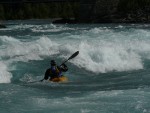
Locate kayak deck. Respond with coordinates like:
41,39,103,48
50,76,68,82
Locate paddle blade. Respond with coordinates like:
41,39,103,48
68,51,79,60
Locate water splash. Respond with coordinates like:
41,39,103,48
0,61,12,83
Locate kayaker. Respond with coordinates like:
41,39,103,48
41,60,68,81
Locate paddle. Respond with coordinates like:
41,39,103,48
60,51,79,66
28,51,79,83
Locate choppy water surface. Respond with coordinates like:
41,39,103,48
0,20,150,113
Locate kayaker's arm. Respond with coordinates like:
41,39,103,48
40,69,51,82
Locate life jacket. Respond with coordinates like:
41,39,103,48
50,66,62,78
44,64,68,80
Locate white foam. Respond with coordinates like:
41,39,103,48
1,25,150,83
0,61,12,83
63,28,150,73
0,36,59,61
38,27,150,74
67,40,142,73
0,36,60,83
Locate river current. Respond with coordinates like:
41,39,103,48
0,20,150,113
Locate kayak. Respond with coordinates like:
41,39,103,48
50,76,68,82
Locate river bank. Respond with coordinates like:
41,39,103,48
78,0,150,23
0,0,150,24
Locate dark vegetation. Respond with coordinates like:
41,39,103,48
0,0,150,23
0,2,79,20
117,0,150,22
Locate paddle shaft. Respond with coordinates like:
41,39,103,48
28,78,44,83
60,51,79,66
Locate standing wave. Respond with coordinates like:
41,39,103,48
63,28,150,73
0,36,59,83
1,25,150,83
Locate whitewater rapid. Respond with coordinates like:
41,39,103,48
1,23,150,83
1,21,150,113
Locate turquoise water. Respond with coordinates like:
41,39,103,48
0,20,150,113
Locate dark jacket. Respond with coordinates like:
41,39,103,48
44,64,68,80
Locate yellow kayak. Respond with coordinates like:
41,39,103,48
50,76,68,82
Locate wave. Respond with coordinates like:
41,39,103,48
1,25,150,83
0,36,59,61
0,36,59,83
72,40,143,73
69,27,150,73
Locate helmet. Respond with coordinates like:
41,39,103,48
51,60,56,66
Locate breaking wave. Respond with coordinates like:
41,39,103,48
1,24,150,83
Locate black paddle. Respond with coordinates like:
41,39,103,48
28,51,79,83
60,51,79,66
